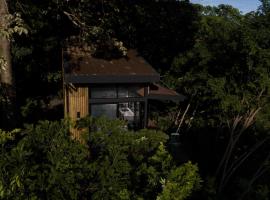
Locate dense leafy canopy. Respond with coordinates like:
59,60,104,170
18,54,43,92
0,118,201,199
164,3,270,199
169,4,270,124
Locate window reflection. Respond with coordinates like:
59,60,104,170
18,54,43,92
89,84,145,129
118,87,128,98
118,86,141,98
91,86,117,98
90,102,143,129
91,104,117,119
129,86,141,97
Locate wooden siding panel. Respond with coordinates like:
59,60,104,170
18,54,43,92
64,85,68,117
66,85,89,139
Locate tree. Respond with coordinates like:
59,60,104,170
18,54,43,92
168,4,269,126
0,120,90,199
0,0,27,84
0,117,202,199
164,3,270,199
259,0,270,14
79,117,202,199
157,161,201,200
0,0,27,128
0,0,12,85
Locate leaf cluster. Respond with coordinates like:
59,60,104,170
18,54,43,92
0,118,202,200
168,4,270,127
0,120,89,199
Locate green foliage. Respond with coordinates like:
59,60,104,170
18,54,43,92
0,57,7,71
45,71,62,83
254,185,270,200
0,13,28,40
259,0,270,14
235,178,270,200
0,120,89,199
0,13,28,71
54,0,200,65
157,161,202,200
0,118,202,200
20,98,39,117
163,3,270,199
83,117,170,199
0,128,20,145
168,4,270,128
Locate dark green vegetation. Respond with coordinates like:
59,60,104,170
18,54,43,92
1,0,270,199
0,118,201,199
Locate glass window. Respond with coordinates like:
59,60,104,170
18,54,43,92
91,86,117,98
90,102,143,129
118,87,129,98
90,85,143,99
118,86,141,98
128,86,141,97
91,104,117,119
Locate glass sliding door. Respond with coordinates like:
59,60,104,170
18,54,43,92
90,102,144,129
118,102,141,129
91,104,117,119
89,84,146,129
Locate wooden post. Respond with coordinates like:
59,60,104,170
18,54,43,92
144,85,149,128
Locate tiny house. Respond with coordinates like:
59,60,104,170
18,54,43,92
63,46,184,138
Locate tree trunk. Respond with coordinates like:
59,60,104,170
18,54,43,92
0,0,16,129
0,0,13,85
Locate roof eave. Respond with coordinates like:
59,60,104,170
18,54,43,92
64,74,160,84
147,94,186,102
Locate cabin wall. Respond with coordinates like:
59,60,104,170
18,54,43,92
65,84,89,139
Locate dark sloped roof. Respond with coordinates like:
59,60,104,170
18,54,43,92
63,48,160,83
137,84,186,102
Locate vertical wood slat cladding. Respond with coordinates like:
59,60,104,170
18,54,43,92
64,85,68,117
66,85,89,139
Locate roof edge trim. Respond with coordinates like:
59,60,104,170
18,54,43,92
64,74,160,83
